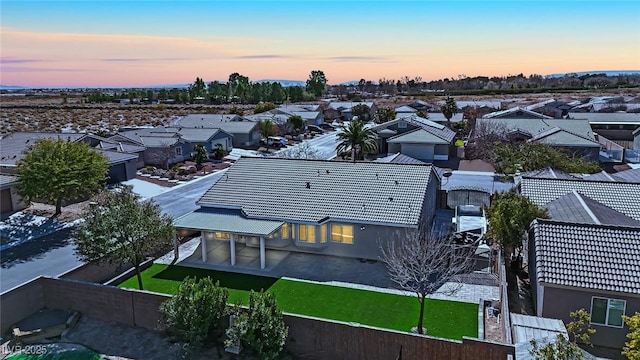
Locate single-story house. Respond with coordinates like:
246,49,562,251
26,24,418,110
0,174,27,214
116,128,192,168
0,132,139,183
474,118,601,161
371,115,456,162
325,102,376,121
174,157,440,269
173,114,260,148
170,127,233,154
528,219,640,349
519,176,640,222
569,112,640,146
482,107,552,119
394,105,418,115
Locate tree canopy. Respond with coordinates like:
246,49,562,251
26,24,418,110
73,186,174,290
492,143,601,175
374,106,397,124
258,119,277,140
335,120,378,161
193,144,208,168
486,189,548,260
16,138,109,216
623,312,640,360
306,70,327,98
351,104,371,121
530,309,595,360
441,96,458,125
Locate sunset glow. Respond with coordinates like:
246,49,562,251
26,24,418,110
1,1,639,87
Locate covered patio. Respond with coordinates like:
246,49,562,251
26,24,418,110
174,209,284,270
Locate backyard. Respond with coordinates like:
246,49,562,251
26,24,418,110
119,264,478,340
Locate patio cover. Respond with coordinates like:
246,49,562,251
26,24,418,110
174,209,284,236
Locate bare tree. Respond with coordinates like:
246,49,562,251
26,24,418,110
465,119,508,161
379,227,475,335
275,142,321,160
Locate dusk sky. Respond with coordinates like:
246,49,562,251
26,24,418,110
1,1,639,87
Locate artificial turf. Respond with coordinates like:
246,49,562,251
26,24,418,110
119,263,478,340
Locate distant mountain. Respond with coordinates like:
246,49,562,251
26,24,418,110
546,70,640,78
0,84,28,90
255,79,305,87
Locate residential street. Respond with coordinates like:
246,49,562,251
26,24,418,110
0,131,341,293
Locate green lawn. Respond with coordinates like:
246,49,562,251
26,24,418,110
119,264,478,340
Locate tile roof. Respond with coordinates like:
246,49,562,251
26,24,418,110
0,174,18,187
174,208,284,236
569,112,640,125
545,191,640,226
374,153,428,165
175,128,228,143
520,177,640,221
531,219,640,294
387,128,451,145
583,168,640,183
476,118,596,143
521,168,578,180
527,127,600,147
372,115,456,143
395,105,418,113
174,114,256,134
327,102,375,111
482,107,552,119
198,157,435,225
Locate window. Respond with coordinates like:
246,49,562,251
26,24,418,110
175,146,182,156
298,224,316,243
281,223,290,239
591,297,626,327
331,224,354,244
214,232,230,239
320,224,327,243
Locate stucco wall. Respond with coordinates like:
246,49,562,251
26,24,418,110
541,285,640,349
401,143,435,162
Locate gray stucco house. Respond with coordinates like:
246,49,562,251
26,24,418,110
528,219,640,349
475,118,601,161
0,132,139,183
174,157,440,269
371,115,456,162
173,114,260,148
115,128,193,169
521,176,640,349
0,174,27,214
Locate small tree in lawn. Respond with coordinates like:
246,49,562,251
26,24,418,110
16,138,108,217
486,189,548,264
225,291,288,360
441,96,458,127
212,143,228,160
379,226,475,335
160,276,228,348
193,144,208,170
623,312,640,360
286,115,305,133
73,185,174,290
258,119,276,143
530,308,596,360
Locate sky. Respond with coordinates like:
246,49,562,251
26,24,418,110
1,0,639,87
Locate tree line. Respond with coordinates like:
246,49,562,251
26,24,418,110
86,70,328,105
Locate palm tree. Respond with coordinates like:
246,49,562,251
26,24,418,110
335,121,378,162
440,96,458,127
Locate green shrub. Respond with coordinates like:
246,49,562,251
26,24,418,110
160,277,228,348
225,291,288,359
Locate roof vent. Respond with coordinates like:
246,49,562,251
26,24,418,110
443,168,453,178
326,169,330,174
375,173,379,180
317,169,320,176
306,182,311,189
394,180,399,185
389,197,393,202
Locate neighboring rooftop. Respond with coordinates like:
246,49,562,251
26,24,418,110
545,190,640,226
569,112,640,125
531,219,640,294
475,118,596,144
0,174,18,188
372,115,456,143
482,107,552,119
198,157,436,225
582,168,640,183
510,313,567,344
374,153,428,165
520,177,640,221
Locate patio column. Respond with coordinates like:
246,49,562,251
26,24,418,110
260,236,266,270
230,234,236,266
201,233,207,262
